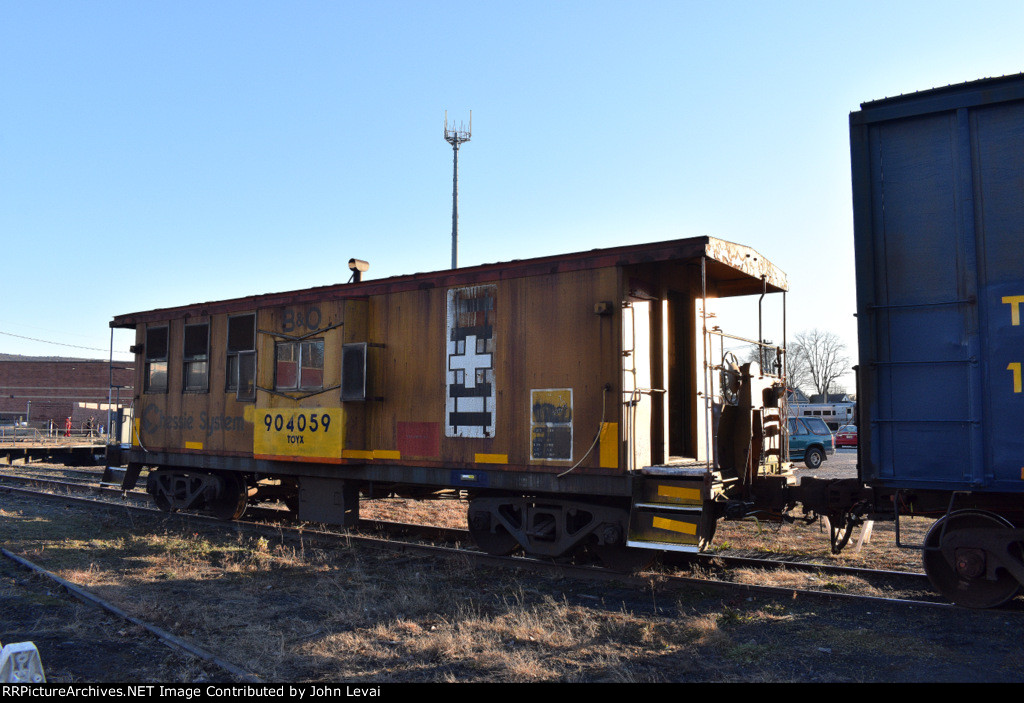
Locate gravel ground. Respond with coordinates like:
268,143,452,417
793,446,859,481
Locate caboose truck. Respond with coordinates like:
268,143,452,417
108,237,794,570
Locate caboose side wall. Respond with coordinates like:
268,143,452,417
134,313,257,456
129,266,632,477
119,237,784,505
362,267,624,471
126,262,719,482
253,298,361,462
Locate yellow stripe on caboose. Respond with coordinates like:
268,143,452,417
652,516,697,535
341,449,373,460
657,485,702,502
599,422,618,468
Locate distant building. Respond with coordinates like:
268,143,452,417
786,388,810,405
0,355,133,429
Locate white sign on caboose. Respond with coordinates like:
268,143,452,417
446,285,496,438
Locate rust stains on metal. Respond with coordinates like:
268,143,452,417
703,238,788,293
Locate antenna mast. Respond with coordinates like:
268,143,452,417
444,110,471,269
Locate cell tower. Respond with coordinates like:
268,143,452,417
444,110,471,269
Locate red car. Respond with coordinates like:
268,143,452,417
835,425,858,447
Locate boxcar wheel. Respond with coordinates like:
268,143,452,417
923,510,1021,609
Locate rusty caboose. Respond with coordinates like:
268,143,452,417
110,236,789,567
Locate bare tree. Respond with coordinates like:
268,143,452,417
741,343,784,377
789,329,849,398
782,340,813,395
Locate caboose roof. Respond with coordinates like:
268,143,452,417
111,236,786,328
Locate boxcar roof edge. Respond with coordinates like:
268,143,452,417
850,72,1024,126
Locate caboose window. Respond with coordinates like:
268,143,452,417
183,323,209,392
144,326,168,393
275,338,324,391
226,314,256,401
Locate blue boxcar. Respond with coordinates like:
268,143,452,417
850,74,1024,494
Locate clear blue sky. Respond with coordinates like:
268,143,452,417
2,1,1022,390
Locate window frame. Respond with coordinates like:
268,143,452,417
143,325,169,394
803,417,832,435
274,338,325,392
182,322,210,393
225,313,257,402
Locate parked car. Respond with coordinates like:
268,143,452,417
788,416,835,469
835,424,858,447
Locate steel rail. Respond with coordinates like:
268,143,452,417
1,548,262,683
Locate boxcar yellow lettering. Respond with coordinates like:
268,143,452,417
1003,295,1024,325
1009,362,1022,393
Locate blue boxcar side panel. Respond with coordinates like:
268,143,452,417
851,76,1024,492
974,101,1024,489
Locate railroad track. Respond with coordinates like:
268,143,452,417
1,469,926,582
1,548,262,683
1,476,992,614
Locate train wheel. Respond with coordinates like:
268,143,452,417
923,510,1021,609
148,471,176,512
152,491,175,513
467,509,520,556
208,474,248,521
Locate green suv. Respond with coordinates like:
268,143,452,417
787,416,835,469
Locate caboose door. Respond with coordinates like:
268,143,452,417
622,298,671,470
622,300,652,471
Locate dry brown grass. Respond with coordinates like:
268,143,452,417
3,487,1022,683
360,494,468,529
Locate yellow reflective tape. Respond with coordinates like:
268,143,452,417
475,453,508,464
372,449,401,460
185,441,204,450
657,485,702,502
599,422,618,468
341,449,373,460
652,516,697,535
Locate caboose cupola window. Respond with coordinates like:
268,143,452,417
183,323,210,392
